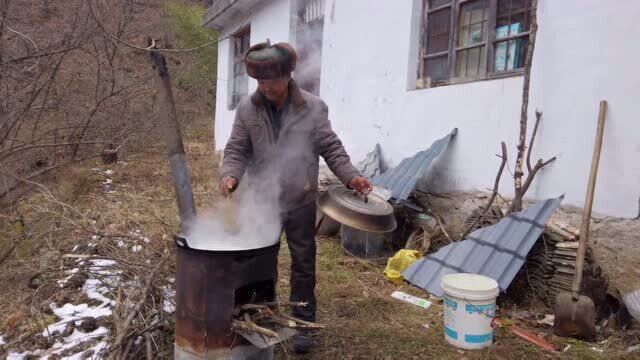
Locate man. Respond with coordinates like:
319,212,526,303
218,41,371,353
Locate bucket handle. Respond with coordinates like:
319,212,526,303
463,298,496,320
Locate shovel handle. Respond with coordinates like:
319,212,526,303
573,100,607,295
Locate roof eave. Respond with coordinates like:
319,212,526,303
201,0,265,30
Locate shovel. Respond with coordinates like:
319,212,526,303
554,100,607,340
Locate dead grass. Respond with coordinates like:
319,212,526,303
0,133,632,359
274,238,626,360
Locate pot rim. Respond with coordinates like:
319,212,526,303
174,235,280,255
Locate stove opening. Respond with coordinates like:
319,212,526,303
234,279,275,305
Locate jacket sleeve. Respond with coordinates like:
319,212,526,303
317,101,360,186
220,108,252,182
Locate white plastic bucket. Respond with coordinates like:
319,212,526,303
440,273,499,350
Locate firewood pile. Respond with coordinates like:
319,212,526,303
509,220,607,306
232,302,324,339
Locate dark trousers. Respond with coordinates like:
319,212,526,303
282,201,317,322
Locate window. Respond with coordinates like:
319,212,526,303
230,27,250,109
419,0,530,87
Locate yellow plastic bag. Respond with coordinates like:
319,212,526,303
383,249,423,285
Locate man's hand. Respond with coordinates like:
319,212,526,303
219,176,238,197
349,175,372,195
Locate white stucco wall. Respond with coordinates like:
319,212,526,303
212,0,640,218
318,0,640,218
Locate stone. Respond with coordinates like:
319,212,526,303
77,317,98,333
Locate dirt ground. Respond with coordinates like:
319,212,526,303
1,135,639,358
274,238,638,360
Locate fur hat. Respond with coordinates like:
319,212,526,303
244,41,297,79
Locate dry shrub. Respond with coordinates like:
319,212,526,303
56,168,103,204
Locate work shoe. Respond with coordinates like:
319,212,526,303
292,329,317,354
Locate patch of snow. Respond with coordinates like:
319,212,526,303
72,245,79,252
42,327,109,358
163,284,176,313
50,303,112,321
590,347,604,354
93,340,109,356
83,279,115,305
57,268,80,287
131,245,142,252
68,340,109,359
0,334,5,345
10,257,117,359
6,352,26,360
103,179,113,184
117,240,126,247
89,259,116,267
142,237,151,243
104,170,114,175
7,350,42,359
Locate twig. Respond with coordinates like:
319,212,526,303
86,0,242,53
0,18,40,70
277,313,325,329
0,237,24,266
119,337,135,360
232,315,279,338
144,333,153,360
423,208,453,243
0,153,103,200
260,301,308,308
527,110,543,172
109,253,168,358
459,142,508,240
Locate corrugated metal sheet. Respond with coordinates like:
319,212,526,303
403,196,564,297
358,143,382,179
623,289,640,320
371,128,457,201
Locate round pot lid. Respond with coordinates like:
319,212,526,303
317,185,397,233
371,186,392,201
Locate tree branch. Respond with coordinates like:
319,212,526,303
507,156,556,215
460,142,508,240
527,110,542,172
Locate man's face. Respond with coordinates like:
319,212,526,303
257,76,290,103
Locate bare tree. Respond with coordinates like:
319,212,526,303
0,0,159,202
508,0,555,214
